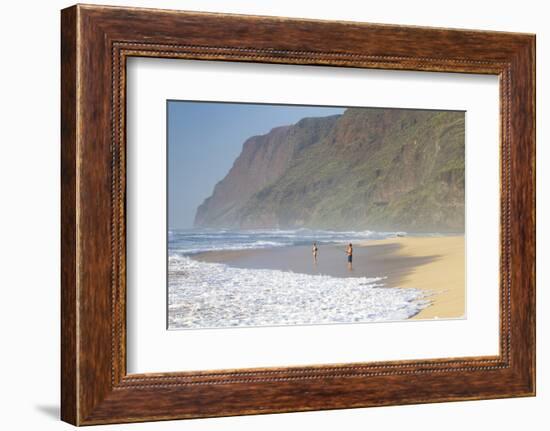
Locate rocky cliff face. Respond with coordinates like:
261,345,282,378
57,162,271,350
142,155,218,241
194,108,465,232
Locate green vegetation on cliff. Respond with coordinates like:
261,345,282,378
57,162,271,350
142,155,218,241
194,108,465,232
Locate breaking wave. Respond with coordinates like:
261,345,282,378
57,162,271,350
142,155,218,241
168,228,406,255
168,255,430,329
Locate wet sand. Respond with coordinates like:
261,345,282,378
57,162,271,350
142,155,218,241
194,243,436,286
194,235,465,320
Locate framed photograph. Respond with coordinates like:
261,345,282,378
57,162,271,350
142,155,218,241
61,4,535,425
166,101,466,331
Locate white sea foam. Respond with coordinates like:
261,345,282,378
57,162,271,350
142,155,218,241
169,228,407,255
171,240,288,255
168,256,431,329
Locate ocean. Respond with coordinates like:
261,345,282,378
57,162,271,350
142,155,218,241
168,228,409,255
168,228,430,329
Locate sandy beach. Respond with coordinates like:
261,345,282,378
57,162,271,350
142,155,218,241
359,236,465,319
194,235,465,321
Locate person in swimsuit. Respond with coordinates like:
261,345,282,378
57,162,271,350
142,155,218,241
346,243,353,271
312,242,319,264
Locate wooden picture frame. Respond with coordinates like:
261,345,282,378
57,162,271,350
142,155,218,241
61,4,535,425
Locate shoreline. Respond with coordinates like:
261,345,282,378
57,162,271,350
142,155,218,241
193,235,465,320
359,236,465,320
193,242,436,286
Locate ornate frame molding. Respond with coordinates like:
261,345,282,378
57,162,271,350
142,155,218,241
61,5,535,425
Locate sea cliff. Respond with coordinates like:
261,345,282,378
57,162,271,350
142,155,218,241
194,108,465,232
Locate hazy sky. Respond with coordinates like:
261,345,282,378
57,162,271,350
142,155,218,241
168,101,345,229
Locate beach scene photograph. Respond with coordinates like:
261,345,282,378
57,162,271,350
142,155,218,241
167,101,465,330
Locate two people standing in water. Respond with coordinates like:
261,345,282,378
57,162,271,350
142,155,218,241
312,241,353,271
